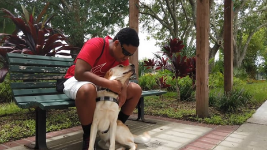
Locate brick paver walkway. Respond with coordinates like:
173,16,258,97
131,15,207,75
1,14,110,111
0,115,239,150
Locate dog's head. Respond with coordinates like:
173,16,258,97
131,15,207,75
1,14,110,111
104,64,135,84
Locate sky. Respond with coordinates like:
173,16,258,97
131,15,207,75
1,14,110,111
137,31,161,60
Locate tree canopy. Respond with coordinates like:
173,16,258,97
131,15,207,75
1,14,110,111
1,0,266,69
139,0,267,68
0,0,129,48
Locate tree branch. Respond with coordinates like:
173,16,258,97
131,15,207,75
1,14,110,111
180,0,190,39
188,0,196,27
60,0,72,11
159,1,168,21
209,1,220,41
233,0,249,16
254,6,267,12
164,0,178,37
240,23,267,62
139,2,173,34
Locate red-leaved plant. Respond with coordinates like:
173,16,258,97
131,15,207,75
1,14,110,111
158,76,171,89
0,3,79,82
144,38,196,101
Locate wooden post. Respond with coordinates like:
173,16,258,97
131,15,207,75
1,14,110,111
129,0,139,79
224,0,233,93
196,0,210,118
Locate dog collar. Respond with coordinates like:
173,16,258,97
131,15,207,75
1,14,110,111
96,96,119,105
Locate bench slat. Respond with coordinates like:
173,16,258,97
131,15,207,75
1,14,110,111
14,94,74,109
15,94,69,102
8,57,73,67
16,98,73,104
13,88,166,101
16,101,75,110
15,102,31,109
13,88,59,96
14,93,74,109
9,65,69,73
7,53,73,62
10,74,64,80
39,101,75,109
10,82,56,89
141,90,166,96
14,90,166,110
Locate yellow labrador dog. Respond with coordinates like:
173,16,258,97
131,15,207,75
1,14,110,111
88,64,150,150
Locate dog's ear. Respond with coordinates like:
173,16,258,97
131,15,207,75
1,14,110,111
104,70,112,79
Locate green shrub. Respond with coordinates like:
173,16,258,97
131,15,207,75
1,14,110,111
209,90,221,107
209,72,246,89
211,58,224,74
215,88,253,112
234,68,248,80
140,71,195,101
177,76,195,101
233,77,246,87
158,73,195,101
209,72,224,89
203,115,225,125
0,74,13,103
139,73,158,90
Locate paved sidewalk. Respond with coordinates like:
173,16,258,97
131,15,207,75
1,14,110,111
1,100,267,150
0,115,238,150
213,100,267,150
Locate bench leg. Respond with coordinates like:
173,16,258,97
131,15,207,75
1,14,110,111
25,108,48,150
129,97,156,124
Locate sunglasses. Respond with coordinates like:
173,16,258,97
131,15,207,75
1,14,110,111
121,44,133,56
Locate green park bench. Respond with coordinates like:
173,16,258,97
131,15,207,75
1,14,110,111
6,53,166,149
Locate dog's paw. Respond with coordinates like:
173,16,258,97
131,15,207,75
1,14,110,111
116,148,126,150
98,140,109,150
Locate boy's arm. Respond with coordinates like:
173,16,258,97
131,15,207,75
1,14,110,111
118,79,129,107
75,59,122,94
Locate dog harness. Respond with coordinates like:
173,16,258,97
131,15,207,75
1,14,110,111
96,87,119,105
96,87,119,134
96,96,119,105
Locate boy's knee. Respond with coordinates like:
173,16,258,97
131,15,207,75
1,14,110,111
133,83,142,95
77,84,97,99
128,82,142,98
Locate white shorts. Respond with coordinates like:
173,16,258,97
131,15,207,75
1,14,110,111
63,76,97,99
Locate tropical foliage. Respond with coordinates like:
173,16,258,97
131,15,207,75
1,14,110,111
143,38,196,101
0,4,78,82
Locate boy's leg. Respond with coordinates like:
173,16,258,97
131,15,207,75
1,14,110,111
75,83,97,150
118,82,142,123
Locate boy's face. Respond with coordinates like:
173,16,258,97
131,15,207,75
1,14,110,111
113,40,137,62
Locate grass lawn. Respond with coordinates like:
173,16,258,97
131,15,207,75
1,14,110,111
0,81,266,144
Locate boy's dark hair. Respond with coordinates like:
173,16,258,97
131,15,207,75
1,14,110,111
113,27,139,47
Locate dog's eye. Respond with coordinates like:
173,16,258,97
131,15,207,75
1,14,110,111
119,65,123,67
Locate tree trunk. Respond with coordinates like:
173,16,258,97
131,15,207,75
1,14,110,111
175,79,181,106
208,44,221,73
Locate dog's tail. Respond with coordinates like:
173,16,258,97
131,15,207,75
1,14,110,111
134,132,151,144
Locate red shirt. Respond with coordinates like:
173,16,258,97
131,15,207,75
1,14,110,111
65,36,129,78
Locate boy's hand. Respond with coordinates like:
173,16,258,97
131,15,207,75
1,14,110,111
108,80,122,95
118,82,128,107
